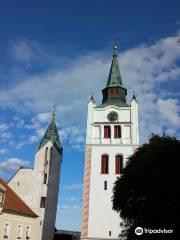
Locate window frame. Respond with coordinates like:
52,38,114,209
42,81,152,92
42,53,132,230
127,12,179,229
104,126,111,138
3,223,10,239
17,224,23,239
104,181,107,190
40,197,46,208
114,125,121,138
26,226,31,239
101,154,109,174
115,155,123,174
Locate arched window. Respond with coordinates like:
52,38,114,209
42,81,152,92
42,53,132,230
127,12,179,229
104,126,111,138
114,126,121,138
115,155,123,174
101,155,109,174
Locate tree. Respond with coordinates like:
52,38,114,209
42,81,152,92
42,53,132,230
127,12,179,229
112,135,180,239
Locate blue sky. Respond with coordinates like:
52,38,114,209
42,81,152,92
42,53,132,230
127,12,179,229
0,0,180,231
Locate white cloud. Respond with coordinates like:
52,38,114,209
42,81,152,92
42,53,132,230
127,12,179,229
8,39,34,62
0,123,8,132
66,197,82,202
13,116,25,128
0,122,13,142
36,112,51,123
0,32,180,144
0,158,30,174
0,148,8,154
157,98,180,127
57,204,81,213
62,183,83,190
59,126,86,149
12,127,46,149
28,128,45,143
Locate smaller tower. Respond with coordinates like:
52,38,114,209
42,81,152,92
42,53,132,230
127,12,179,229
8,111,63,240
35,110,63,240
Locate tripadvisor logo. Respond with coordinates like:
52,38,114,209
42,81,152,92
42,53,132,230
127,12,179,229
135,227,143,235
135,227,174,235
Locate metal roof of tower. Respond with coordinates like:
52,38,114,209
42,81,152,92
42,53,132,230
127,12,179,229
36,111,62,153
106,45,123,88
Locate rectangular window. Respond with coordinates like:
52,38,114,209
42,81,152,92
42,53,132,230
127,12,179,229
40,197,46,208
101,155,109,174
115,155,123,174
3,223,10,238
104,126,111,138
17,225,23,239
114,126,121,138
44,173,47,184
104,181,107,190
26,226,31,239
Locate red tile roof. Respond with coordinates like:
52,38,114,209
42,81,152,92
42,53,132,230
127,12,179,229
0,178,38,218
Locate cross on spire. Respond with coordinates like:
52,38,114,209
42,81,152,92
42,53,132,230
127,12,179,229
113,44,118,56
52,103,57,118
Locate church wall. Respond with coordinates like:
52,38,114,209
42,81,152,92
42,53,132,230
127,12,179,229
87,145,135,238
41,145,62,240
8,169,37,210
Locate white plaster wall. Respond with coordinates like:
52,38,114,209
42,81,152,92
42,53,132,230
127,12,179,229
84,100,139,239
8,169,35,209
94,106,131,123
0,212,37,240
131,99,139,144
88,145,135,238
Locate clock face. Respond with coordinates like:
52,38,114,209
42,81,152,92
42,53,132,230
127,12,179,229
107,111,118,122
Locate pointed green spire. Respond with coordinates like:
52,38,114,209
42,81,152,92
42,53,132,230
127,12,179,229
36,111,63,154
106,45,123,87
100,45,128,107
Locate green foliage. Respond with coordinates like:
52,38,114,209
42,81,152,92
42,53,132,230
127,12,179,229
112,135,180,239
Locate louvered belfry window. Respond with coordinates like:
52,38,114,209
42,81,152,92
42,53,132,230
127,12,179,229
115,155,123,174
114,125,121,138
104,126,111,138
101,155,109,174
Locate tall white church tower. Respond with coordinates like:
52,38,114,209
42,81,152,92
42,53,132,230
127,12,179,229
9,112,63,240
81,46,139,239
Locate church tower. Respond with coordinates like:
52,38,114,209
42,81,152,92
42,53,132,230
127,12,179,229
34,111,63,240
81,46,139,239
8,111,63,240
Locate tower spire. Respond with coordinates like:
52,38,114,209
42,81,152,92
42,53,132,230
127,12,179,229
52,103,56,119
106,45,123,88
101,45,127,107
36,110,62,153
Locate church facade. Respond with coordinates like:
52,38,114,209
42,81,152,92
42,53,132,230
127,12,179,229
8,113,63,240
81,46,139,238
